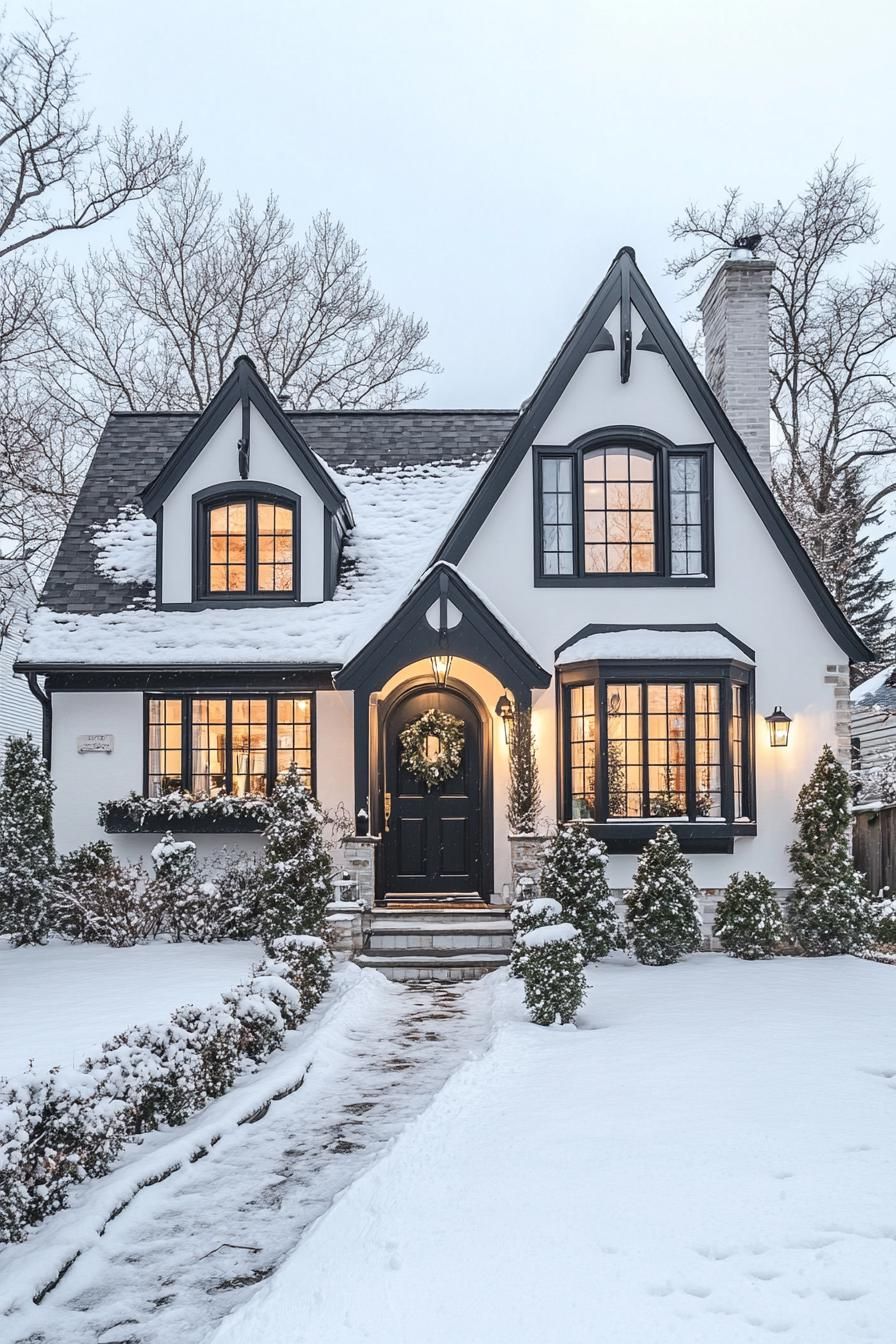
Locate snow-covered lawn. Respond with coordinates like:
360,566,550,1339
0,938,257,1075
212,955,896,1344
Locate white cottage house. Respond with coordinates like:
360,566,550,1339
17,247,869,968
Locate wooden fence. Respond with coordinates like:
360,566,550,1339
853,805,896,897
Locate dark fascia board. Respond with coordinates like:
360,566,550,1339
140,358,351,524
18,663,339,689
334,562,551,691
433,246,872,664
554,622,756,663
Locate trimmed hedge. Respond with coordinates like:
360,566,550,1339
0,936,332,1244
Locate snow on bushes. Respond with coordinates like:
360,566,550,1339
625,825,702,966
539,823,618,962
509,896,561,979
788,745,873,955
151,833,226,943
55,841,160,945
257,765,333,951
713,872,784,959
521,922,587,1026
0,735,56,945
873,893,896,947
98,789,272,831
0,933,333,1243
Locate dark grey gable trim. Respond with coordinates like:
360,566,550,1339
335,562,551,692
554,622,756,663
141,357,351,522
434,247,872,664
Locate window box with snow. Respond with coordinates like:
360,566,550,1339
99,791,274,833
555,628,756,853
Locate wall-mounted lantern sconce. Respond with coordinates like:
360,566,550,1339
494,691,515,744
765,706,792,748
431,628,452,687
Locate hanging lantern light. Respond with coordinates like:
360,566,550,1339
494,692,515,744
431,628,452,687
765,706,792,748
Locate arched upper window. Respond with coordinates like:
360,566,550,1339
196,489,299,600
536,432,712,584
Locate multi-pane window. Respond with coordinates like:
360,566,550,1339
567,684,596,818
276,698,313,790
146,694,314,797
147,698,183,797
537,440,710,583
584,447,656,574
203,497,296,598
541,457,574,575
565,672,749,824
670,456,704,575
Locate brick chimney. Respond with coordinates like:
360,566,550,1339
699,255,774,483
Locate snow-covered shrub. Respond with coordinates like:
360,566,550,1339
87,1018,208,1133
872,892,896,946
55,841,159,945
264,933,333,1017
539,823,618,962
212,850,262,939
509,895,561,978
257,765,333,951
222,985,287,1063
0,734,56,945
713,872,784,959
170,1002,241,1102
521,923,587,1026
98,789,272,831
788,745,873,955
150,833,225,942
625,825,702,966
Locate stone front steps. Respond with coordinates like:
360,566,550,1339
356,907,512,983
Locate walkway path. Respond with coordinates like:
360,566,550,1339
8,976,490,1344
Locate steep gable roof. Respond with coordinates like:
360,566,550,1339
434,248,873,664
140,356,351,519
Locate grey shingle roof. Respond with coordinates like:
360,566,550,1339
40,409,517,615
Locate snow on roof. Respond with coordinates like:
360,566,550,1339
555,628,753,666
21,459,489,668
92,505,157,588
851,665,896,706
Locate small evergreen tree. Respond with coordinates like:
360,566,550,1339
0,735,55,945
713,871,784,959
507,707,542,833
521,923,587,1025
509,894,562,978
625,825,702,966
787,744,872,954
539,823,618,962
150,834,223,943
257,764,332,952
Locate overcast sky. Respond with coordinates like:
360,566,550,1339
11,0,895,412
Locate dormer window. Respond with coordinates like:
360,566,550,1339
535,432,713,585
197,490,299,601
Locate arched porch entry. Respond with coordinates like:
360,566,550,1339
334,563,551,903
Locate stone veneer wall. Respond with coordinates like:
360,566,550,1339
340,836,380,906
509,833,548,896
827,662,853,767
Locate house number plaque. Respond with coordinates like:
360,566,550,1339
77,734,114,754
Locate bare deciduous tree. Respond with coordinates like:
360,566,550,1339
668,154,896,672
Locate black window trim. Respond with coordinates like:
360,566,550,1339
143,689,317,799
192,481,302,605
533,426,714,587
556,659,754,853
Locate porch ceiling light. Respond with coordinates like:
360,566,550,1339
494,692,515,744
431,629,452,687
765,705,792,748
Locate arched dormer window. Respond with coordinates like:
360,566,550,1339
194,484,301,602
536,429,712,585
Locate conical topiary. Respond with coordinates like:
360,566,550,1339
0,735,55,945
787,744,872,955
539,823,618,962
625,825,702,966
713,871,784,959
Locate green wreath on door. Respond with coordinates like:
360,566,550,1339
399,709,464,790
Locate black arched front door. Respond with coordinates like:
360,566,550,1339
383,687,483,896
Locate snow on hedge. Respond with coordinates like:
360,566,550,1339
91,505,157,587
23,459,489,666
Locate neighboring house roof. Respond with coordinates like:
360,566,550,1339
851,664,896,711
37,408,516,619
433,247,873,665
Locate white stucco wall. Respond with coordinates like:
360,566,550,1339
159,403,326,604
458,305,848,892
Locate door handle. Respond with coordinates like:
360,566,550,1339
384,792,392,833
